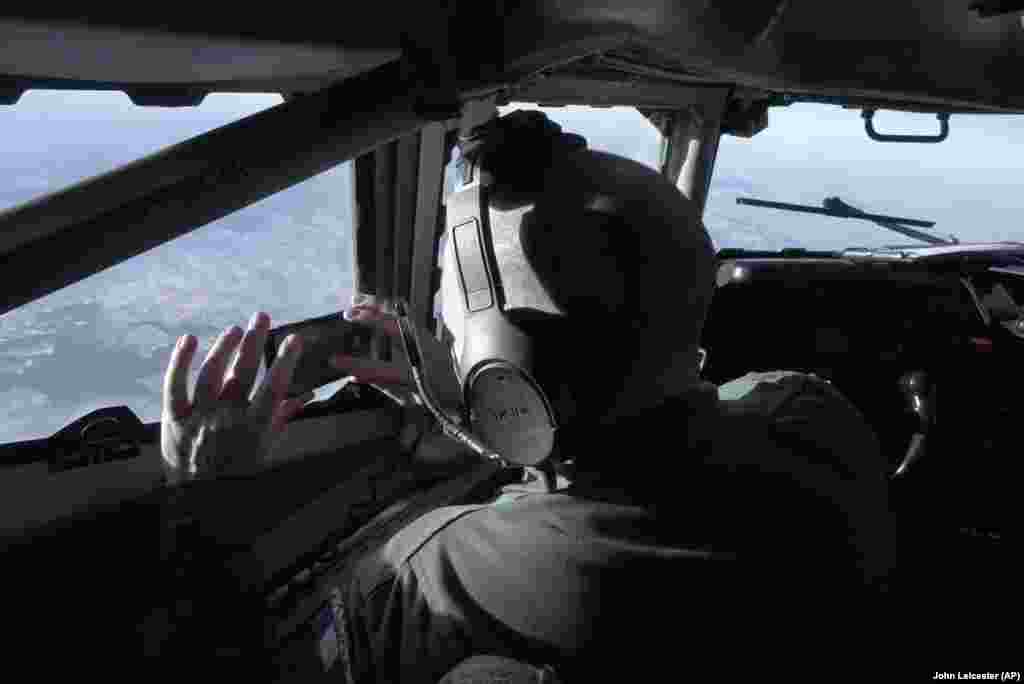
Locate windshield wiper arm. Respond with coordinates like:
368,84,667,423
736,196,957,246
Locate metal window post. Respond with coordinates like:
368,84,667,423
652,91,728,217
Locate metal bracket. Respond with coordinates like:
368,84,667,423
862,109,950,143
650,91,728,215
455,97,500,185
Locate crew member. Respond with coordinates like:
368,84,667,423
161,112,891,681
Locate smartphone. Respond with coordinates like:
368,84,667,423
264,312,375,398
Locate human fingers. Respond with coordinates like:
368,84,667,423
344,305,401,339
328,354,412,387
163,334,197,421
251,334,304,424
220,312,270,404
269,391,316,434
193,326,244,411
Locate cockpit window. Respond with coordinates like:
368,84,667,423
707,104,1024,251
0,91,355,443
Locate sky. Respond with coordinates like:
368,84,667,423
1,90,1024,443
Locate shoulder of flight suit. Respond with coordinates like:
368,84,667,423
338,372,891,681
716,370,893,590
717,370,884,479
341,472,571,684
340,502,494,683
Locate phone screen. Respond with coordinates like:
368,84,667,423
264,312,375,398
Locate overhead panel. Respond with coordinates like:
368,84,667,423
0,15,402,94
5,2,1024,111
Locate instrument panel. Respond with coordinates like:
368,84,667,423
706,259,991,376
703,256,1022,538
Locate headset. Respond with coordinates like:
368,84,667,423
440,183,556,466
436,111,587,466
432,110,712,468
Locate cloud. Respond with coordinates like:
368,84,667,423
0,387,51,443
121,324,175,359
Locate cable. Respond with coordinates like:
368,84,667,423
393,298,506,466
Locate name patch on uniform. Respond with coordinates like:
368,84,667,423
314,587,356,681
316,604,340,671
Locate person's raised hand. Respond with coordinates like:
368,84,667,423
161,312,314,485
